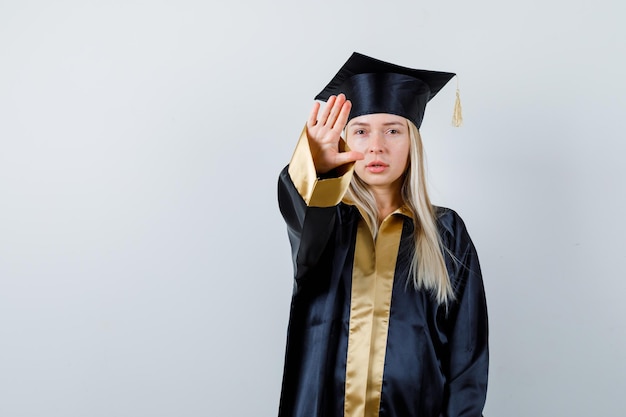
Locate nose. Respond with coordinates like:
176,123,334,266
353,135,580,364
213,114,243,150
369,132,384,153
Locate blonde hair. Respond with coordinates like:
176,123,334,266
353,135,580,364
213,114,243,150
345,119,454,304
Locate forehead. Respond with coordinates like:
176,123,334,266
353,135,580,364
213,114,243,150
348,113,407,126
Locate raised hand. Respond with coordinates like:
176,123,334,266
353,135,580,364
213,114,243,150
306,94,364,174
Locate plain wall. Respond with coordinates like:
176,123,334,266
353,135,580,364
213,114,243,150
1,0,624,416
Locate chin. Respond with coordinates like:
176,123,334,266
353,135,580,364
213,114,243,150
359,174,399,188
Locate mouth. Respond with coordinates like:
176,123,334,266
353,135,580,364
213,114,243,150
365,161,389,173
366,161,389,168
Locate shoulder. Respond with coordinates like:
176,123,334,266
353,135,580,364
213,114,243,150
434,206,477,251
434,206,468,236
434,207,483,295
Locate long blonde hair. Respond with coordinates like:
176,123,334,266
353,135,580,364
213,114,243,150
345,119,453,304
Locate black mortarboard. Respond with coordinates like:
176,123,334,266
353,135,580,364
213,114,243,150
315,52,457,128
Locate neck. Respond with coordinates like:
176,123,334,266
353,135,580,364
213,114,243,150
370,184,403,224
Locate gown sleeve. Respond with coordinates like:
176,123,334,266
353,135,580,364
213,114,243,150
439,210,489,417
277,125,355,282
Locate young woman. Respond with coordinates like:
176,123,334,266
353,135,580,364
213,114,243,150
277,52,488,417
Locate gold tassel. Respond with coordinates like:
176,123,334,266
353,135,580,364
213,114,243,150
451,77,463,127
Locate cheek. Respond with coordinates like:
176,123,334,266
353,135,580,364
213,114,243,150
353,158,367,173
346,137,364,153
397,142,411,166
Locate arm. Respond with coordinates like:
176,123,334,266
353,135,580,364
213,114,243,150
278,95,363,282
278,160,344,282
441,212,489,417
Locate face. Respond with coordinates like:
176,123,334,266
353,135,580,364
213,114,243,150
345,113,411,192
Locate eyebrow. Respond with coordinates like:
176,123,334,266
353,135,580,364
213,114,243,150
348,121,406,128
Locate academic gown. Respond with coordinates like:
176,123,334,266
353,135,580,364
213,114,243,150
277,128,488,417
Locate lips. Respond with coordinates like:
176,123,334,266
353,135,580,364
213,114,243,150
366,160,389,173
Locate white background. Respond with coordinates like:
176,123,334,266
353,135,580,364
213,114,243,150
1,1,624,416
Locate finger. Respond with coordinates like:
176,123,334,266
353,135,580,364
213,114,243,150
325,93,346,127
332,98,352,131
307,102,320,128
317,95,336,126
334,150,364,166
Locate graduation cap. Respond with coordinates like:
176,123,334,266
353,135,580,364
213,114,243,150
315,52,462,128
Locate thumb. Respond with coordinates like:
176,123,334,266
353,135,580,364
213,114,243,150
334,151,364,166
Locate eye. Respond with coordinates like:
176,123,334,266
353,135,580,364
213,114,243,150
354,129,366,135
387,128,400,135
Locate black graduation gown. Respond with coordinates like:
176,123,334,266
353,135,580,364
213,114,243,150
277,165,488,417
